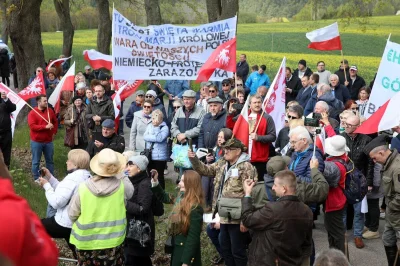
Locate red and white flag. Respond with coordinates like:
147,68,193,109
83,49,112,71
355,91,400,134
112,80,142,133
233,96,250,148
196,37,236,82
48,62,75,114
0,83,27,137
306,22,342,51
262,57,287,136
18,71,47,101
46,55,73,72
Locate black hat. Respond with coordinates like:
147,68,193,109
298,59,307,67
71,95,83,103
363,135,392,155
222,79,231,85
98,72,109,81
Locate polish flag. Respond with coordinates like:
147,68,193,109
355,91,400,134
233,96,250,148
196,37,236,82
17,71,47,101
48,62,75,114
306,22,342,51
262,57,287,136
0,83,27,137
83,49,112,71
112,80,142,133
46,55,73,72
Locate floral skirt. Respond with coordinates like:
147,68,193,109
76,245,125,266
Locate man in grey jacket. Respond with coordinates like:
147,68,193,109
171,90,205,147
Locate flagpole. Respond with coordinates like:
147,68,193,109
340,50,347,83
25,102,50,124
235,72,238,98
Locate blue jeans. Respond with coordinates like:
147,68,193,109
31,140,54,180
219,224,248,266
206,224,222,256
343,201,364,237
46,204,57,218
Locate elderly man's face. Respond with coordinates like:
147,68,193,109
102,126,115,138
330,77,338,87
209,102,222,116
257,87,268,97
183,97,195,109
314,103,325,114
289,134,308,152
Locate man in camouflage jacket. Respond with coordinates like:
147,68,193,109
189,138,257,266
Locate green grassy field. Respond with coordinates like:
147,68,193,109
41,15,400,83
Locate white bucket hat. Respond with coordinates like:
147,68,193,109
90,148,126,177
324,135,350,156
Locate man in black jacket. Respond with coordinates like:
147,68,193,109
293,59,313,79
334,59,350,85
0,91,16,168
341,114,374,249
329,74,351,104
346,65,366,100
285,67,302,104
236,54,249,83
86,119,125,158
85,84,115,134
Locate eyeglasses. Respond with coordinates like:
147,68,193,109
143,105,152,109
173,106,181,109
287,115,299,120
209,90,216,93
344,122,358,128
237,84,243,87
145,95,154,98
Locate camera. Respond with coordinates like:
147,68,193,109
304,113,321,127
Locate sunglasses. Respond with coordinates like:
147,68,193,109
287,115,298,120
173,106,181,109
143,105,152,109
237,84,243,87
145,95,154,98
209,90,216,93
222,84,230,86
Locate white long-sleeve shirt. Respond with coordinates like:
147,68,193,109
43,169,91,228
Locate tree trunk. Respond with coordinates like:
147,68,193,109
53,0,74,57
7,0,45,123
96,0,111,54
144,0,162,25
206,0,238,23
0,0,7,44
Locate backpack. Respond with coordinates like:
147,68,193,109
333,158,367,204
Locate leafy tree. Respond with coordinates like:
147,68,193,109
373,0,395,16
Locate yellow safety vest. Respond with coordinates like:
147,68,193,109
70,181,126,250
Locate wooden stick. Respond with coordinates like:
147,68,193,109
25,102,50,124
235,72,238,98
340,50,348,83
47,104,50,124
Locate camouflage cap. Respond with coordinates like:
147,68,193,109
267,156,288,176
221,138,247,152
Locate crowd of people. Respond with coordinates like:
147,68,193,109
1,53,400,266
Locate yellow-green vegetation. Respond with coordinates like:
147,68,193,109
42,15,400,83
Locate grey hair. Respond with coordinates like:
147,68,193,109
314,249,350,266
317,83,332,94
370,145,389,154
288,126,312,143
250,94,263,102
329,74,339,81
315,101,330,112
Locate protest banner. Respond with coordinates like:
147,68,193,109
365,40,400,118
112,8,236,81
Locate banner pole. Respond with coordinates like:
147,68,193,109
340,50,347,83
235,72,238,98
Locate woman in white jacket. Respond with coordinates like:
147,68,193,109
129,99,153,152
38,149,92,257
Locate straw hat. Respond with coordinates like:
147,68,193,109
90,148,126,177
